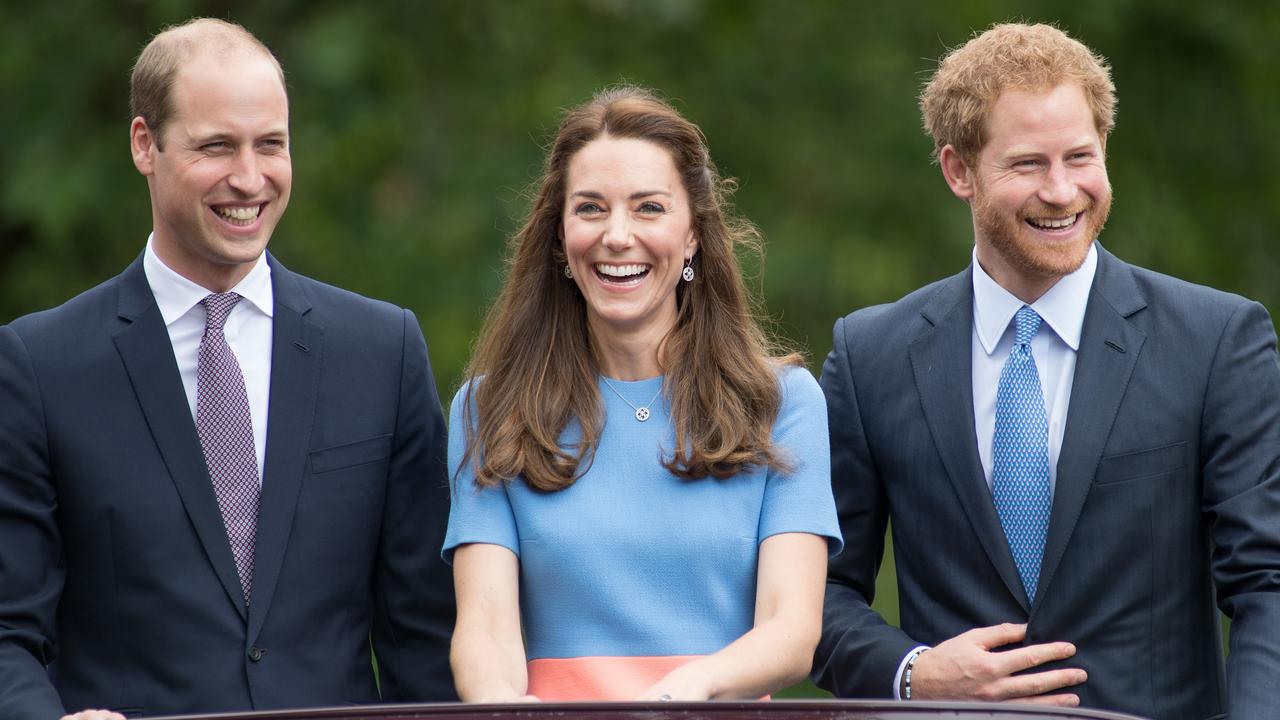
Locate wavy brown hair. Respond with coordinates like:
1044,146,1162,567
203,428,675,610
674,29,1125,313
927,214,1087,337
461,86,800,491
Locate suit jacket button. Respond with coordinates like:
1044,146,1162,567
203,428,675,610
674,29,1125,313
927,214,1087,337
248,646,264,662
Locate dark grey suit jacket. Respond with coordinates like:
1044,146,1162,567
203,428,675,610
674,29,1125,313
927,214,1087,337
813,246,1280,719
0,254,456,719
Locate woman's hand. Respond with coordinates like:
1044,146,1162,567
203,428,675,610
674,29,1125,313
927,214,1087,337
638,661,714,701
473,693,543,704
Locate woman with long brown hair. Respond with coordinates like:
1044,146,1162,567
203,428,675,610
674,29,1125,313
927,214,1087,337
444,86,840,702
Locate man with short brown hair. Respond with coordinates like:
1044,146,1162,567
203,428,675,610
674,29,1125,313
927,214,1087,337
815,22,1280,719
0,19,455,720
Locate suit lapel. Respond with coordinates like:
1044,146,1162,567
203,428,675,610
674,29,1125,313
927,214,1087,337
248,256,322,641
1033,247,1146,609
909,268,1031,612
112,257,248,621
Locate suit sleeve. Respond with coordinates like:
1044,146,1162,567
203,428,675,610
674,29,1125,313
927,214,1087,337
369,310,457,702
811,315,919,698
1199,301,1280,717
0,326,68,720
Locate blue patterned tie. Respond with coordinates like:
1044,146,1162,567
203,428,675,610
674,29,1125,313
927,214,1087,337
991,305,1051,603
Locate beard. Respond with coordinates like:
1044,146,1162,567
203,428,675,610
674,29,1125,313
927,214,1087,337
973,183,1113,282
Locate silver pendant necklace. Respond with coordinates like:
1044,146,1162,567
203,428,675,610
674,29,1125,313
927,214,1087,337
600,377,663,422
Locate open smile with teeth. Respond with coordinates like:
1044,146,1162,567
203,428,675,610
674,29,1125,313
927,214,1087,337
1026,212,1082,231
594,263,651,284
213,204,264,227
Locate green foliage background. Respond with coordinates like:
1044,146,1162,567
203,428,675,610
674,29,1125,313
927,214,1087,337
2,0,1275,699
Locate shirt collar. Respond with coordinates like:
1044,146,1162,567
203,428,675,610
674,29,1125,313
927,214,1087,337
143,234,274,326
972,242,1097,355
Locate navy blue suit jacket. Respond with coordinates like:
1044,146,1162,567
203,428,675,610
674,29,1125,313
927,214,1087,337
813,246,1280,719
0,254,456,718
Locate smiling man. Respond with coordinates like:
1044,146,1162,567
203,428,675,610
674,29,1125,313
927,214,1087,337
813,23,1280,719
0,19,455,720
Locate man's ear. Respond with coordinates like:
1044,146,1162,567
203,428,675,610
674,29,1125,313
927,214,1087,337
130,117,157,176
939,144,976,201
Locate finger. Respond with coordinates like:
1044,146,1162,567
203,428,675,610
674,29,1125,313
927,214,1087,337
1003,693,1081,707
995,641,1078,673
966,622,1028,649
999,668,1088,698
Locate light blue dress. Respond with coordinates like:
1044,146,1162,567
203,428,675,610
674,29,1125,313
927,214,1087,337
443,365,842,699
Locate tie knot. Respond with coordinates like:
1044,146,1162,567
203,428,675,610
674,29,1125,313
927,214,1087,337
1014,305,1042,346
202,292,243,332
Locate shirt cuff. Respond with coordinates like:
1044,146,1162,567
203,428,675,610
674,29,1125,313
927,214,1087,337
892,646,930,700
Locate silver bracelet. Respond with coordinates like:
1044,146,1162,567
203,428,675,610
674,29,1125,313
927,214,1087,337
903,648,925,701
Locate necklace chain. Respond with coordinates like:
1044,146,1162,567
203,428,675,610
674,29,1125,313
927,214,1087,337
600,377,663,422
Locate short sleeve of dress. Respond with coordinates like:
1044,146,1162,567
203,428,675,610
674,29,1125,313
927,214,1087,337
758,365,844,556
441,381,521,564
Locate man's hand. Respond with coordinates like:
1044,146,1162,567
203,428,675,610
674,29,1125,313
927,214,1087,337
911,623,1086,706
60,710,126,720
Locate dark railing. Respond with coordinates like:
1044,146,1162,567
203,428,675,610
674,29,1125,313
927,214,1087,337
147,700,1148,720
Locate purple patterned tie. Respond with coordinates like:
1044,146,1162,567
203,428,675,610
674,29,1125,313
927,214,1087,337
196,292,260,605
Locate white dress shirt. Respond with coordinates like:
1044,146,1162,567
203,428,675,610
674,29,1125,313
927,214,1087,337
892,243,1098,698
972,243,1096,494
143,236,274,481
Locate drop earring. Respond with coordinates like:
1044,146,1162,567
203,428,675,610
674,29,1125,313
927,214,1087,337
682,258,695,282
564,264,574,279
